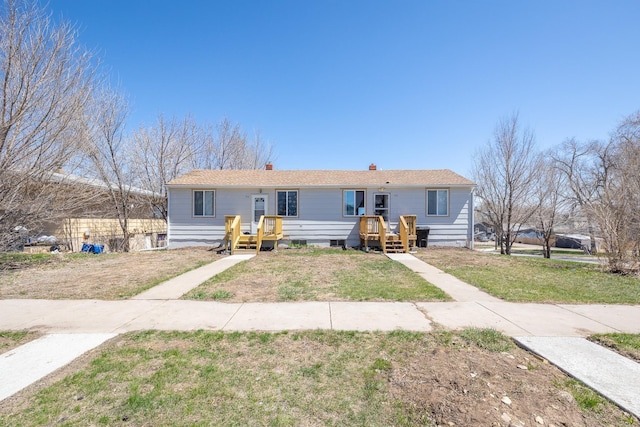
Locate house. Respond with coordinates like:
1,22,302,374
22,171,167,252
166,164,475,252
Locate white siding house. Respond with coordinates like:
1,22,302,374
166,165,475,249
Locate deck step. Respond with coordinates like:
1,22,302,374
385,239,405,253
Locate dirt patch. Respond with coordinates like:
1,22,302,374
389,337,633,426
0,248,220,299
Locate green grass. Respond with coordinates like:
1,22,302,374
557,379,621,415
459,328,514,352
562,379,604,410
510,248,592,257
2,329,634,426
0,252,54,270
0,330,437,426
441,256,639,304
333,258,449,301
186,248,450,302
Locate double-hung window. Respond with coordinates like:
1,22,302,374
277,190,298,217
427,189,448,216
343,190,365,216
193,190,215,217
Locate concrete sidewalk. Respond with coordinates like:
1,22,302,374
1,252,639,417
2,299,639,336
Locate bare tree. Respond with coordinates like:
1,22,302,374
590,112,640,272
244,130,274,170
0,0,98,249
82,88,137,252
612,111,640,263
196,117,273,171
552,138,601,254
473,113,541,255
534,155,566,258
130,114,199,220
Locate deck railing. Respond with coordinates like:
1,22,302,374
256,215,283,254
399,215,417,252
262,215,283,237
359,215,386,252
225,215,241,254
256,216,264,254
378,216,387,253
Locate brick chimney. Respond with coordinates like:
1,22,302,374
265,162,273,170
368,163,377,171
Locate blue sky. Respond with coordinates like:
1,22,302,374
45,0,640,176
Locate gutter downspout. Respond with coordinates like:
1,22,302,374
469,187,475,250
166,189,171,249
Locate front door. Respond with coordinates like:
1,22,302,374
374,193,389,222
251,194,268,233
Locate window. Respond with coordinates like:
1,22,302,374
193,190,215,217
343,190,365,216
277,190,298,216
427,189,448,216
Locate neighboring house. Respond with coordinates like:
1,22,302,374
25,172,167,252
166,164,475,251
46,218,166,253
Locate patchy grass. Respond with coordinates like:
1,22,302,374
459,327,514,352
333,258,448,301
0,248,220,300
557,379,620,416
0,252,58,271
1,330,636,426
590,333,640,363
184,248,449,302
417,247,640,304
0,331,42,355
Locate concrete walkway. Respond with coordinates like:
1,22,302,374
387,253,501,302
132,254,255,299
515,336,640,418
1,252,639,418
0,333,116,402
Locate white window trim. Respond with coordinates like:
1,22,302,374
193,189,216,217
426,189,449,217
276,189,299,217
343,189,366,217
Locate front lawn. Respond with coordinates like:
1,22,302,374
1,330,634,426
416,248,640,304
184,248,449,302
0,249,219,300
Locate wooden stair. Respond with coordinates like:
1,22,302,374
385,234,406,253
360,215,417,254
236,234,258,250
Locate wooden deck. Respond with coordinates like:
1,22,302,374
224,214,416,255
359,215,417,253
224,215,284,254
